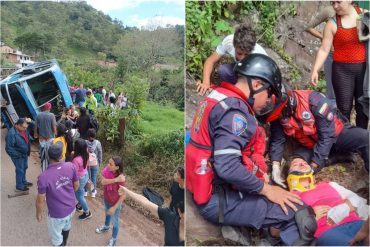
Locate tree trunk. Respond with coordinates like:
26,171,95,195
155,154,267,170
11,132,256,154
118,117,126,145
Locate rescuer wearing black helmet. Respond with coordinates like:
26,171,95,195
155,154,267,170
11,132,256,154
186,54,316,245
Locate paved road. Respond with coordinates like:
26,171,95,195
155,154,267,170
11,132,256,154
0,129,163,246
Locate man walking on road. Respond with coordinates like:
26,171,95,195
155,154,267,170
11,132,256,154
5,118,32,192
34,102,57,171
36,142,79,246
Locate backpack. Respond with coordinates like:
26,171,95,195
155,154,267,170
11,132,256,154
143,187,164,207
89,115,99,131
87,152,98,167
86,140,98,167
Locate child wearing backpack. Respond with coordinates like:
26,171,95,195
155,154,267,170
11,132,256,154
95,156,126,246
85,128,102,197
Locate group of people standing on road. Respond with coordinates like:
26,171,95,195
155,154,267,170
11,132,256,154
188,1,369,246
5,92,185,246
69,84,128,112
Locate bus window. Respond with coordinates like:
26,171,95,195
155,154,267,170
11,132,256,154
26,71,61,115
7,83,32,119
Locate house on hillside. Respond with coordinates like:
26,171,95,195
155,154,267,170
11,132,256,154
0,42,35,68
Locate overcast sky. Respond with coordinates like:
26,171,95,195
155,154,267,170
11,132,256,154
85,0,185,28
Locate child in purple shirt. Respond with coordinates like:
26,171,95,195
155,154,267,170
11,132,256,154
36,142,79,246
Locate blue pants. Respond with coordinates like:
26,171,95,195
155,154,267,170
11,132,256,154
86,166,98,193
11,157,28,190
198,188,300,245
75,173,89,212
333,126,369,171
218,63,237,84
316,220,365,246
104,200,123,239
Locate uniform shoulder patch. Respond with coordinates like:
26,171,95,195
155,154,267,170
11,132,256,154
318,102,329,116
232,113,248,136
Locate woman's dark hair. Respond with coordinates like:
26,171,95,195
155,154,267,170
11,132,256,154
177,166,184,179
112,156,124,176
74,138,89,169
15,118,26,126
87,128,96,139
109,96,116,104
65,119,74,130
175,200,184,214
79,107,87,116
56,123,67,137
56,123,74,154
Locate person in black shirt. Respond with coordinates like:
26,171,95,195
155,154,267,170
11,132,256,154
169,166,184,213
119,186,185,246
76,107,90,139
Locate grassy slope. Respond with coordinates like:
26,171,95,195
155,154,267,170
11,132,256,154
140,101,184,135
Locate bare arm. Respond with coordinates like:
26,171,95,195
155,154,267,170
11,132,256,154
306,28,324,40
311,21,335,86
73,180,80,192
101,174,125,186
197,52,221,96
36,193,46,222
34,122,38,138
107,194,126,215
119,186,159,218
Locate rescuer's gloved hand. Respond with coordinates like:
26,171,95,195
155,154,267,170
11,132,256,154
272,162,287,188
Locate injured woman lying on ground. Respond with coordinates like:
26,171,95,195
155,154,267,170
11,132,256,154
279,156,369,246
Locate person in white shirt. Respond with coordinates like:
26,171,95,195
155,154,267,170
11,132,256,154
197,23,268,96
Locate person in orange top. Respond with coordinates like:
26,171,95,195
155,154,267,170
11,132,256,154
311,1,369,129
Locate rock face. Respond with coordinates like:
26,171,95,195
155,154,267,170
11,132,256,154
185,190,222,245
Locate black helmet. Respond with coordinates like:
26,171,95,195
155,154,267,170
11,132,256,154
234,54,282,98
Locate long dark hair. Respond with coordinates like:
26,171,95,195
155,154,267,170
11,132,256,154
112,156,123,176
74,138,89,169
56,123,73,154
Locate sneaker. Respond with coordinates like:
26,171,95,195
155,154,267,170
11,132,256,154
107,238,116,246
79,211,92,221
96,225,110,234
76,203,83,212
84,191,88,197
221,226,251,245
91,191,96,198
25,182,33,187
15,187,29,192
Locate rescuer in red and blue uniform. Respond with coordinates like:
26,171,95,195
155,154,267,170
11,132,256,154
186,54,317,245
263,83,369,188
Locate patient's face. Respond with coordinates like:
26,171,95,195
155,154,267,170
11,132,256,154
289,158,311,173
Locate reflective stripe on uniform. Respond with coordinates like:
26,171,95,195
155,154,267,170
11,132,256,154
208,90,228,102
219,101,229,110
214,149,242,156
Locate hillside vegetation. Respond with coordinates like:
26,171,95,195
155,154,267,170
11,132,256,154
1,1,184,194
